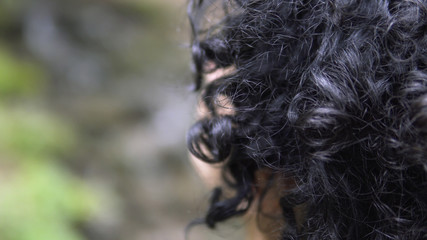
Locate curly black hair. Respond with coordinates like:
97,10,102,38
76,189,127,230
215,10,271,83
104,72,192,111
186,0,427,239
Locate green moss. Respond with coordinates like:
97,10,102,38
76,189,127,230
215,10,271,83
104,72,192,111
0,46,46,97
0,161,96,240
0,105,97,240
0,106,75,160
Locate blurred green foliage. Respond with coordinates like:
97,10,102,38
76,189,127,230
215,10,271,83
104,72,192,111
0,43,97,240
0,0,200,239
0,107,71,159
0,47,45,97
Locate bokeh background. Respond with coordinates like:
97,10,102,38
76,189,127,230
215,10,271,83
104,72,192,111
0,0,247,239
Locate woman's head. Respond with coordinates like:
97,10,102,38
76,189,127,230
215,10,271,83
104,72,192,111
187,0,427,239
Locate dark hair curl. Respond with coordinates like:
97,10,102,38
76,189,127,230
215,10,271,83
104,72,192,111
187,0,427,239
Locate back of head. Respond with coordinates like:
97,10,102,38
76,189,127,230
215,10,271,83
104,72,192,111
187,0,427,239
